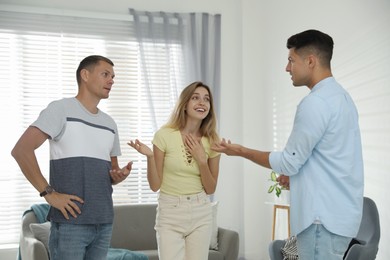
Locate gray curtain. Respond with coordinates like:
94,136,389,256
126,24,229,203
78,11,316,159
129,8,221,118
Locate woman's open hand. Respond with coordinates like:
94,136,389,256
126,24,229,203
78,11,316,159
128,139,153,158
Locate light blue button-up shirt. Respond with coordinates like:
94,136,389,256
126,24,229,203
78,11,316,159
269,77,364,237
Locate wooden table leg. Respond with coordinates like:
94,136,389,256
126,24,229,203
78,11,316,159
272,205,277,240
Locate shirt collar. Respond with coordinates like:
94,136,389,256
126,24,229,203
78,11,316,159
311,77,335,93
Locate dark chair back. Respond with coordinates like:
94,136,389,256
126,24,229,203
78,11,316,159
344,197,380,260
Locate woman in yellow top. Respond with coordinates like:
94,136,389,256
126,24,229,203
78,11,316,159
129,81,221,260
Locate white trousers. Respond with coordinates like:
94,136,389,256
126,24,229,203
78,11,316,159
155,191,212,260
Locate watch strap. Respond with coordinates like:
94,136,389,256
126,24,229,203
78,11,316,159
39,185,54,197
39,190,48,197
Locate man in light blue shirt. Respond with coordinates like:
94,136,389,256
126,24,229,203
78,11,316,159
212,30,364,260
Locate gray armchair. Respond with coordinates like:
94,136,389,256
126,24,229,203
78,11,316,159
269,197,380,260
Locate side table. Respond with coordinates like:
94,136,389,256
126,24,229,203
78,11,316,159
272,204,290,240
266,201,290,240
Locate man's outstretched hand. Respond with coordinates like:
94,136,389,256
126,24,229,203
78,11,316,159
211,138,243,156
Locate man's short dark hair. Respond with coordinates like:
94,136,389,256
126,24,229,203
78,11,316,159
287,29,334,67
76,55,114,85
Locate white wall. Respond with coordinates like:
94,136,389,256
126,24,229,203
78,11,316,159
1,0,389,259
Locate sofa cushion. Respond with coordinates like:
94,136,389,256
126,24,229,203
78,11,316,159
208,249,224,260
29,222,50,251
111,204,158,250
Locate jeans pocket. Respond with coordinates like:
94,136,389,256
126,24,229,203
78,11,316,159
331,234,350,255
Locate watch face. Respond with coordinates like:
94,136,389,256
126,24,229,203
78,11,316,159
40,185,55,197
46,186,54,194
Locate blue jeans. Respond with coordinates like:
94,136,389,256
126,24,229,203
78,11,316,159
49,222,113,260
297,224,352,260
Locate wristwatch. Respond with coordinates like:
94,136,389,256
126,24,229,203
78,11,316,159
39,185,55,197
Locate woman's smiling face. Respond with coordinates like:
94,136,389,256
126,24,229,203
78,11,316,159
185,86,211,120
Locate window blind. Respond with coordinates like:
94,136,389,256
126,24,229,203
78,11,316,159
0,10,185,245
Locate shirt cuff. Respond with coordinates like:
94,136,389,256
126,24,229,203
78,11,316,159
269,151,283,174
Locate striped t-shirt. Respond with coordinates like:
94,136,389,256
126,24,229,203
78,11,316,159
32,97,121,224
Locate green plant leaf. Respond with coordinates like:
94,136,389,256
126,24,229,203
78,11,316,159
268,185,275,193
271,171,277,181
275,186,281,197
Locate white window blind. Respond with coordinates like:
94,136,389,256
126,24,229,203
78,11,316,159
0,10,186,245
